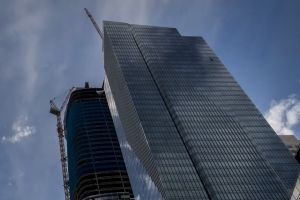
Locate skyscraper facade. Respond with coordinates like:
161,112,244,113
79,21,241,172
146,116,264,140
279,135,300,157
103,21,300,199
279,135,300,199
65,85,134,200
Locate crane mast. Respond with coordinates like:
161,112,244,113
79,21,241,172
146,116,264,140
55,114,70,200
49,87,75,200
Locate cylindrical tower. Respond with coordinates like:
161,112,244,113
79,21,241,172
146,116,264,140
65,86,134,200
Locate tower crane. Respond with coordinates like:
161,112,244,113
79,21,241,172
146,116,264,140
49,9,101,200
49,87,75,200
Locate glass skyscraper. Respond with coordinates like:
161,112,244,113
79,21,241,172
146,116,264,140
279,135,300,157
65,85,134,200
103,21,300,199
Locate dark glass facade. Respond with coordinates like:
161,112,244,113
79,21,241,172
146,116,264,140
280,135,300,199
103,21,300,199
296,147,300,163
65,87,134,200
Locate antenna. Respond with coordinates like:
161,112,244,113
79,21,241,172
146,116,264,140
84,8,103,40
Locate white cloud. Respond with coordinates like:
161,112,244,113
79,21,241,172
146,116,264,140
143,174,154,190
2,115,36,143
120,141,132,151
264,95,300,135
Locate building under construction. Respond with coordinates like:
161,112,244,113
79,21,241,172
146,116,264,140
65,84,134,200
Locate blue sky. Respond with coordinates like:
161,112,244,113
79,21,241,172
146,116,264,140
0,0,299,199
